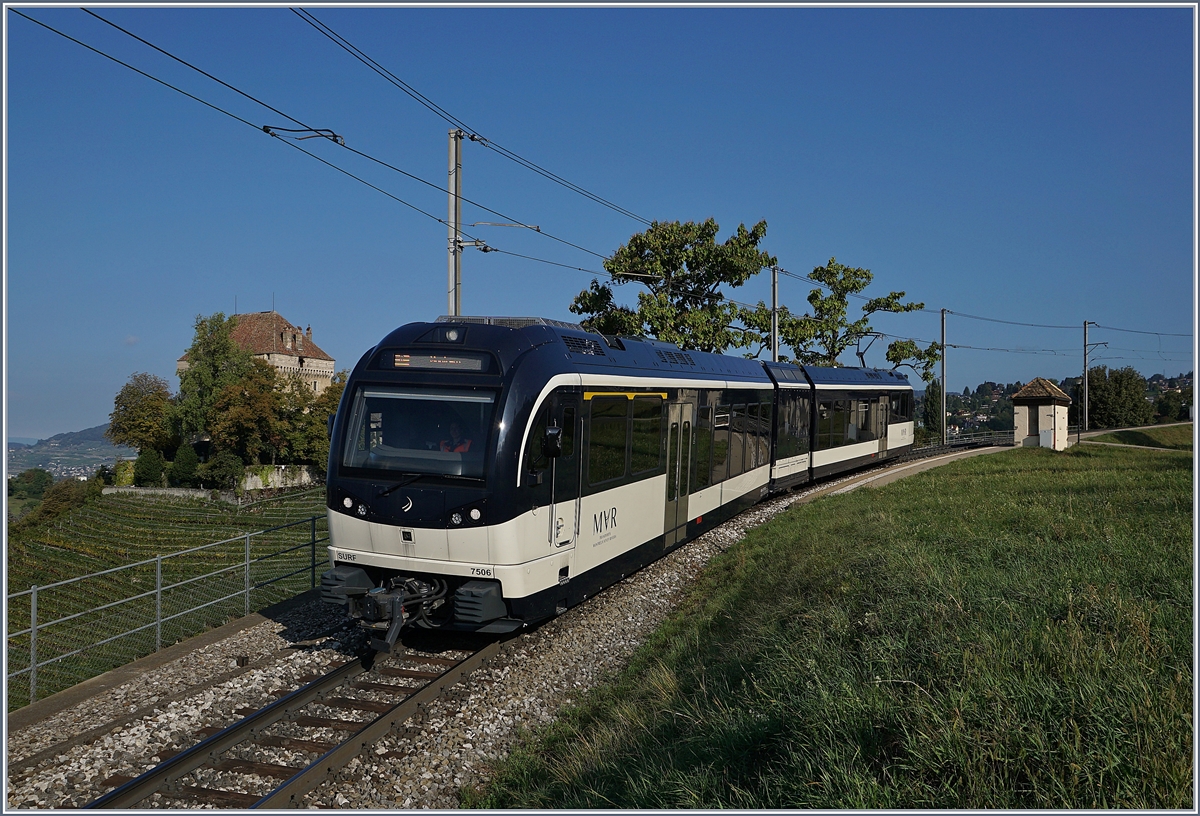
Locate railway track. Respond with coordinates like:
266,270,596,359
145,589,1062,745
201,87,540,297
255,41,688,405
83,640,501,809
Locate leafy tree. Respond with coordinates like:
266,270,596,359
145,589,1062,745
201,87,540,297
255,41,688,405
8,468,53,500
106,372,175,453
198,450,245,490
570,219,777,354
280,370,348,473
1154,386,1192,423
93,464,116,485
922,379,943,437
113,459,135,486
133,448,165,487
175,313,253,441
208,359,283,464
9,476,103,531
1072,365,1154,429
782,258,936,377
169,443,200,487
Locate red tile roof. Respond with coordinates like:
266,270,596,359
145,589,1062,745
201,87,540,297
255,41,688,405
177,311,334,363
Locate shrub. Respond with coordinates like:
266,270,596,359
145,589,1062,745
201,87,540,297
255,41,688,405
198,450,245,490
133,448,165,487
113,459,135,486
169,443,200,487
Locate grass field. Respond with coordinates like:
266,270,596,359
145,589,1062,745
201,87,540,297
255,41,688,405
470,445,1193,809
1090,422,1192,451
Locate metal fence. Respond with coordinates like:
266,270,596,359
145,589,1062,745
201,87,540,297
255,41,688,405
6,516,328,711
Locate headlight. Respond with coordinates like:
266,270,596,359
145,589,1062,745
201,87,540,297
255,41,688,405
450,512,463,525
469,508,482,521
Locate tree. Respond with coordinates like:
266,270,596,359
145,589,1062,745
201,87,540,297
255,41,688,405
197,450,245,490
169,443,200,487
570,219,777,354
133,448,165,487
782,258,936,378
1154,385,1192,423
1073,365,1154,429
106,372,174,453
208,359,283,464
175,313,253,441
278,370,348,474
922,379,943,437
8,468,53,500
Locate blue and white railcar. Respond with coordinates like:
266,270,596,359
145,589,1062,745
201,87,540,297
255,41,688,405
320,316,913,651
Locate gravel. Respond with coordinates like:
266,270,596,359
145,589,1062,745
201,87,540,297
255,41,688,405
7,479,849,810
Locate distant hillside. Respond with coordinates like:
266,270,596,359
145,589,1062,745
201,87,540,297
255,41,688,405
7,424,137,479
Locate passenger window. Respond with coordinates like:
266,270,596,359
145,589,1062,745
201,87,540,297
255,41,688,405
730,404,746,477
588,396,629,485
630,396,663,475
694,406,713,489
712,404,730,483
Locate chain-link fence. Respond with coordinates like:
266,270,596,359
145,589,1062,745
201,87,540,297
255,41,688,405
7,516,328,711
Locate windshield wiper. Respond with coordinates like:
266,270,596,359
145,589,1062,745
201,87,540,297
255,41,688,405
378,473,423,497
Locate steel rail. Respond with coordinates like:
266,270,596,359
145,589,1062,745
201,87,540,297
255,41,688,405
252,640,502,808
83,652,371,809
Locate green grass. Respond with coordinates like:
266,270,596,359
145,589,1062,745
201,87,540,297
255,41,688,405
469,445,1193,809
1090,422,1192,451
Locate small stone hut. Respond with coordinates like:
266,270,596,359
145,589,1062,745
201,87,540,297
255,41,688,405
1012,378,1072,451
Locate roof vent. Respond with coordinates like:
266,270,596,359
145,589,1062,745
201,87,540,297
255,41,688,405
656,349,696,366
436,315,586,331
563,335,606,356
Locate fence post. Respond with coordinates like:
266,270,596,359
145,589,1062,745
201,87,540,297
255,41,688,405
310,516,317,589
244,533,252,616
155,555,162,652
29,585,38,706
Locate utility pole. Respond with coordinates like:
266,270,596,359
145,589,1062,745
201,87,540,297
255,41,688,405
1081,321,1106,443
941,308,947,447
447,129,464,316
1082,320,1088,443
771,266,779,362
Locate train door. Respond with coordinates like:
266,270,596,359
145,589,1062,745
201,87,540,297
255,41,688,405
549,397,581,550
877,394,890,454
664,402,695,547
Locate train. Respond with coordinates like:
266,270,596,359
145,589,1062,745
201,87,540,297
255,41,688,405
320,316,914,652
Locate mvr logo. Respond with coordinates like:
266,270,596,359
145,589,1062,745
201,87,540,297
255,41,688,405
593,507,618,535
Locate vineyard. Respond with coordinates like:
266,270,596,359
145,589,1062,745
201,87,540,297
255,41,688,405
8,488,328,592
6,488,330,710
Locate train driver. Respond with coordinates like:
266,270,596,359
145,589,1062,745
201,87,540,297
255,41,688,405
439,420,473,453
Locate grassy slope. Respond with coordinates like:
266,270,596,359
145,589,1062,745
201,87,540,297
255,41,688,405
1090,423,1192,451
472,445,1193,809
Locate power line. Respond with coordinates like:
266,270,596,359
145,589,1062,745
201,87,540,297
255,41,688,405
1091,323,1192,338
290,8,653,226
77,9,612,264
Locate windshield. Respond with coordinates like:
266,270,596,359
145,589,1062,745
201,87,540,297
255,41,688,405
340,386,495,479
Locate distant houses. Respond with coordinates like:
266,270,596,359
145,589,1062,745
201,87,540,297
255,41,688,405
177,310,336,393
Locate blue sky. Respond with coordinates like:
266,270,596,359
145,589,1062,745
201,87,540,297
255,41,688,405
4,5,1195,441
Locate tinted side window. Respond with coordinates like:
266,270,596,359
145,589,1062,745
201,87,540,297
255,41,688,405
729,404,747,477
631,396,663,475
712,404,730,483
694,405,713,489
588,397,628,485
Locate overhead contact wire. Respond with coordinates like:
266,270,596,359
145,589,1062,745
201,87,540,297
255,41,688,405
80,9,610,263
291,8,653,226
